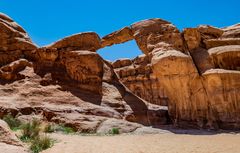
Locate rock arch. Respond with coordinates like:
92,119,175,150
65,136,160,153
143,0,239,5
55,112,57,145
1,12,240,129
98,18,240,129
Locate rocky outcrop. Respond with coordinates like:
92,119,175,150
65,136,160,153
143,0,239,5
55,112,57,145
0,59,32,81
102,18,240,129
203,23,240,49
222,23,240,38
0,120,27,153
0,13,37,66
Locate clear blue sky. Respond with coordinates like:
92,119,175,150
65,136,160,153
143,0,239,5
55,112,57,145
1,0,239,61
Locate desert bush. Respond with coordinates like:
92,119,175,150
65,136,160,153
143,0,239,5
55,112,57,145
109,127,120,135
55,124,75,134
30,135,53,153
44,123,55,133
20,119,41,142
3,114,22,130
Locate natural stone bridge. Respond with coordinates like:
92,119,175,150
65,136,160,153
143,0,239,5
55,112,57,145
1,13,240,130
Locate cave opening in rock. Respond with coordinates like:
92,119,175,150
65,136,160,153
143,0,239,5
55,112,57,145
98,40,142,62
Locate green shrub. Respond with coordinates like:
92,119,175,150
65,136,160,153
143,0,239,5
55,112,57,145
55,124,75,134
109,127,120,135
3,114,21,130
44,124,55,133
20,119,41,142
30,135,53,153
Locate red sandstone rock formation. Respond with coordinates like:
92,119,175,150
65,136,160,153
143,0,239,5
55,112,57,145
0,13,37,66
0,12,239,131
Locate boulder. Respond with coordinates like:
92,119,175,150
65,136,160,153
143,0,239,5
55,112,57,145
96,118,142,134
0,120,22,146
0,120,27,153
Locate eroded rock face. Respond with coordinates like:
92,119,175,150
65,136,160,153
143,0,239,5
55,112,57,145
113,55,169,106
131,19,184,54
0,59,32,81
202,69,240,129
203,23,240,49
208,45,240,70
0,120,27,153
149,23,240,129
0,13,37,66
63,51,104,93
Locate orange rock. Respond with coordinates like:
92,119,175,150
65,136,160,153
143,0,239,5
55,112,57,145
47,32,101,52
131,18,184,54
101,27,134,48
0,13,37,66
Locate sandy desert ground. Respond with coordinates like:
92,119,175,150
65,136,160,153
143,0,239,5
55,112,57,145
43,131,240,153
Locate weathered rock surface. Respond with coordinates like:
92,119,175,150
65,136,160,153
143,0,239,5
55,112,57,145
47,32,101,52
0,13,37,66
202,69,240,129
0,59,32,81
0,120,27,153
101,27,134,48
208,45,240,70
113,55,169,106
131,19,184,54
222,23,240,38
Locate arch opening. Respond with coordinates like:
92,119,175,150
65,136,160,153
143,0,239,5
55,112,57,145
98,40,142,62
